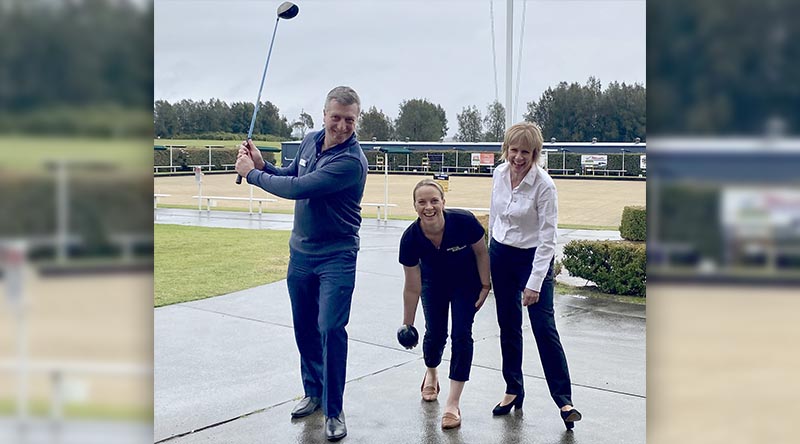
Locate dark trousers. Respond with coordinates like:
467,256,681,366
420,282,478,382
286,249,357,418
490,238,573,408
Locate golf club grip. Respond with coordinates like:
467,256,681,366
235,138,254,185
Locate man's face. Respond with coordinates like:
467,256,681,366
323,100,359,147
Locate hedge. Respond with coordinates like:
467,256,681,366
562,240,646,296
153,147,275,170
364,152,646,176
0,106,152,137
620,206,646,241
364,150,483,172
545,152,646,176
475,214,490,245
0,171,152,260
653,183,721,263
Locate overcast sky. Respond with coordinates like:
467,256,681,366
155,0,645,138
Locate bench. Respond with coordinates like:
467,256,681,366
192,195,278,215
154,193,171,209
0,359,150,422
582,167,627,176
222,163,237,171
109,233,152,260
154,166,179,173
397,165,429,173
442,166,477,174
547,168,574,175
449,206,490,214
362,202,398,221
190,164,215,171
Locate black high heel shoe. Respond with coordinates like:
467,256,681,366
560,408,582,430
492,393,524,416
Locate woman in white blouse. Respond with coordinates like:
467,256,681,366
488,122,582,430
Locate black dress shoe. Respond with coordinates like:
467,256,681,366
561,408,582,430
291,396,321,418
492,392,524,416
325,412,347,441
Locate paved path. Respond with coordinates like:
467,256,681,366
0,418,152,444
154,209,644,443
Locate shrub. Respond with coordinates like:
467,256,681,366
619,206,646,241
0,170,152,261
562,240,646,296
153,147,275,169
475,214,489,244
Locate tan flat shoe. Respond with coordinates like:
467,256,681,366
441,408,461,429
420,375,440,402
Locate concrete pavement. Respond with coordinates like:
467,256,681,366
154,209,644,443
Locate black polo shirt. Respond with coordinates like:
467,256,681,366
399,209,485,291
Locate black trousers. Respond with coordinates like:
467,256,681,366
286,249,357,418
490,238,573,408
420,281,479,382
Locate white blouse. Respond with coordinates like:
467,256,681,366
489,162,558,292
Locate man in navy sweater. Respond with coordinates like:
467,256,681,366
235,86,367,441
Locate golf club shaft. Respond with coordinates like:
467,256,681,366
237,16,281,185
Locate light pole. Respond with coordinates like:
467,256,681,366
2,240,30,427
621,148,630,175
374,147,389,222
383,149,389,222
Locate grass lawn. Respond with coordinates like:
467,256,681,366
158,205,618,228
555,282,646,304
0,398,152,422
154,225,291,307
153,139,282,149
0,135,151,171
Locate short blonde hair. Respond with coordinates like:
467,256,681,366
412,179,445,201
500,122,544,165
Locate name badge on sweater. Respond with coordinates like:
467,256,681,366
446,245,467,253
299,158,307,167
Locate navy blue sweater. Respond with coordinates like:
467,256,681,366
246,130,368,255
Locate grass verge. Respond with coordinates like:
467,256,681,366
0,135,151,171
555,282,646,305
154,225,290,307
158,206,619,229
153,139,281,149
558,223,619,231
0,398,152,422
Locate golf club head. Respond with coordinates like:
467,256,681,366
277,2,299,19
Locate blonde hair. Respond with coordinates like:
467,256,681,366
412,179,445,201
500,122,544,165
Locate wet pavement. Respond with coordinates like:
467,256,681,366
154,209,644,443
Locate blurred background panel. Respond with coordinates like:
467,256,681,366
0,0,153,442
648,0,800,443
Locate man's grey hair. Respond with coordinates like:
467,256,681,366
325,86,360,111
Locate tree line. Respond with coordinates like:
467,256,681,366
153,99,294,140
360,78,645,142
0,0,152,111
154,78,645,143
0,0,153,136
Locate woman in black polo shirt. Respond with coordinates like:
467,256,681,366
399,179,491,430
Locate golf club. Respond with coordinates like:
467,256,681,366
236,1,299,184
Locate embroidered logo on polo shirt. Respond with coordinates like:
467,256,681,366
446,245,467,252
299,158,307,167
